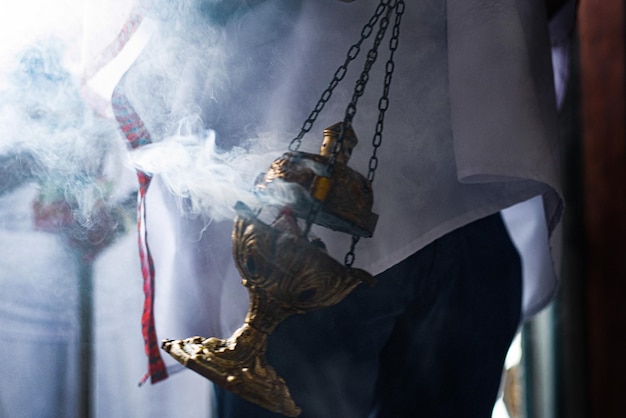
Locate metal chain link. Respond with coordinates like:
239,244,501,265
344,234,361,267
288,0,392,152
327,1,395,175
345,0,404,267
366,0,404,184
287,0,405,267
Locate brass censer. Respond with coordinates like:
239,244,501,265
162,1,405,416
162,123,376,417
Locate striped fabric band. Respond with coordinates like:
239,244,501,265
112,82,168,385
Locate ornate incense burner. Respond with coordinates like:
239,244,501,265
162,1,405,414
162,124,376,416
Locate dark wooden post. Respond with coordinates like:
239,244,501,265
578,1,626,416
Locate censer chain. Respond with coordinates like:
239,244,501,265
288,0,394,152
345,0,404,267
298,0,405,268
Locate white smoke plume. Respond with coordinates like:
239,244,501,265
129,119,286,221
0,0,292,224
117,0,307,221
0,39,130,216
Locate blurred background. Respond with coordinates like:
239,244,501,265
521,1,626,417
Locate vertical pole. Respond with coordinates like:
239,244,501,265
78,255,94,418
578,1,626,416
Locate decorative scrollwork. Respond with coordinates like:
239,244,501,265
163,204,374,416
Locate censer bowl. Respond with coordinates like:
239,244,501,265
162,202,374,417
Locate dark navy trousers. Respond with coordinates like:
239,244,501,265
216,213,522,417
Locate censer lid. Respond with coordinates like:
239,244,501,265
255,123,378,238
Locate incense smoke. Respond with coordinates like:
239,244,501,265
120,0,307,222
0,0,300,226
0,39,131,222
129,122,290,221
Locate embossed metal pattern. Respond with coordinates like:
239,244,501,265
162,204,374,416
